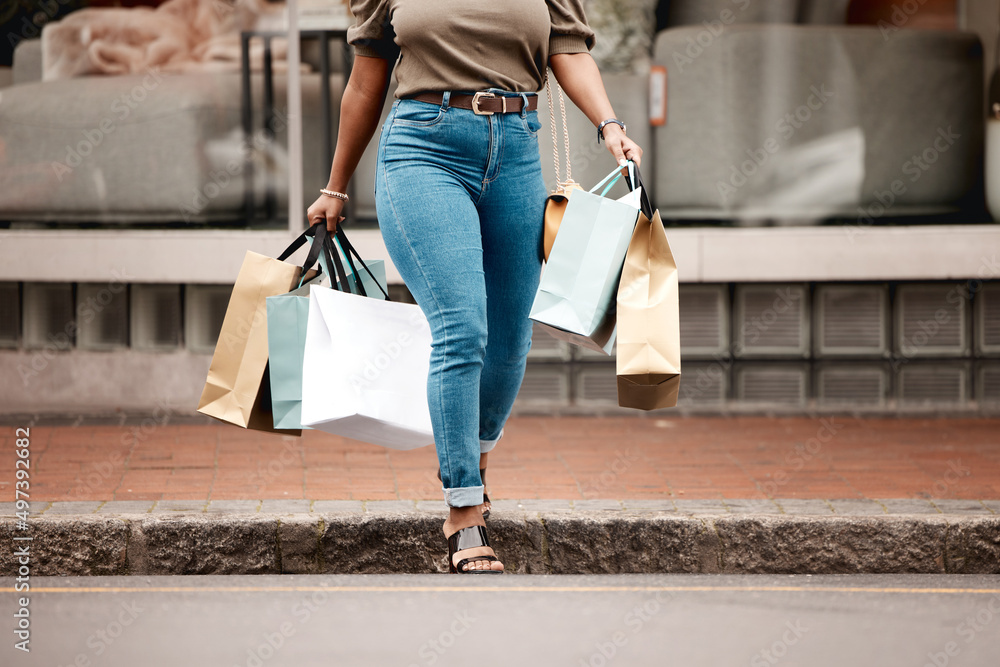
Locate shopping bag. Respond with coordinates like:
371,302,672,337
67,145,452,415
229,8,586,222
300,243,432,450
197,225,329,433
543,180,583,262
529,161,643,354
266,285,314,430
616,206,682,409
267,228,389,430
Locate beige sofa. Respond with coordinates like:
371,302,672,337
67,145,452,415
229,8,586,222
0,39,350,225
0,17,987,227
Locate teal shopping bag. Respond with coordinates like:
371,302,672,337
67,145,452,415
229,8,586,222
266,283,315,430
266,226,388,429
529,161,644,354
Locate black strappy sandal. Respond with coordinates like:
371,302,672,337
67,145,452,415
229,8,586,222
437,468,491,520
447,525,503,574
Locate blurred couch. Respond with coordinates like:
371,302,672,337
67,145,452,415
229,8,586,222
0,38,352,225
653,25,983,220
548,0,984,222
657,0,984,221
0,0,988,226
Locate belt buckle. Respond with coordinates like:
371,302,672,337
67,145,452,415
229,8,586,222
472,91,496,115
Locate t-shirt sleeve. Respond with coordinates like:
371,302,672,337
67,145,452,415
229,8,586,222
546,0,596,55
347,0,399,60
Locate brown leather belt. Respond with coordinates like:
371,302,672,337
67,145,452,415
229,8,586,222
410,91,538,115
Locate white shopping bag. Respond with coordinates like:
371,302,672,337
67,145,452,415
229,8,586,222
300,283,434,450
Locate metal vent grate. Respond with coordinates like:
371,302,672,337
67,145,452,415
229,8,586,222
76,283,129,350
131,285,182,351
677,362,727,404
679,285,729,358
734,284,809,357
976,283,1000,355
0,282,19,348
527,321,572,361
575,364,619,405
735,363,808,405
816,364,888,406
814,284,887,356
185,285,232,354
23,283,74,350
514,364,570,407
898,363,968,404
978,364,1000,402
894,284,968,357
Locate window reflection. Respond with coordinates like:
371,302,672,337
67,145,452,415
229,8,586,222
0,0,992,228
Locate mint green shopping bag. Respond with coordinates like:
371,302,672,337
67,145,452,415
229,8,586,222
266,284,315,430
266,226,388,430
529,161,644,354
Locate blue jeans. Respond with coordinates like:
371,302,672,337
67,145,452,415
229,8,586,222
375,90,546,508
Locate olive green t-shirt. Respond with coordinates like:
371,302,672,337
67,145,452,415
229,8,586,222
347,0,595,99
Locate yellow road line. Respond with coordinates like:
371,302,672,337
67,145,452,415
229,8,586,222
3,585,1000,595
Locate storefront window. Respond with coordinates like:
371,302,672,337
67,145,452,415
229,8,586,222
0,0,994,229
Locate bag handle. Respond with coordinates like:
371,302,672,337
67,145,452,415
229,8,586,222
622,161,654,220
320,231,353,293
332,233,367,298
597,161,636,198
333,227,391,300
279,222,358,295
278,223,329,281
291,222,351,291
281,220,391,301
276,226,314,261
545,70,574,188
586,160,653,218
589,160,636,195
332,236,359,292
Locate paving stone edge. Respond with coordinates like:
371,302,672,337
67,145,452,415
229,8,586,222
1,510,998,576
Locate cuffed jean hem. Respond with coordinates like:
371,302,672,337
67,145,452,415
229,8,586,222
443,485,485,508
480,429,504,454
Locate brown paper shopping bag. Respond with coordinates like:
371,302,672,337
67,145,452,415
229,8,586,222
197,250,303,434
616,209,682,410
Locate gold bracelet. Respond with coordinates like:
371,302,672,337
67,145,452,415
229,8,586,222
320,188,349,202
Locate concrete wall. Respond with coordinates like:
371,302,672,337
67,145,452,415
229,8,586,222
2,350,209,415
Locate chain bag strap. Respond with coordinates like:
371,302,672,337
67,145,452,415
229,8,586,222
542,69,583,262
545,70,575,190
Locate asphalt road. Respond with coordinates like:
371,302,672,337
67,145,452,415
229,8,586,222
3,574,1000,666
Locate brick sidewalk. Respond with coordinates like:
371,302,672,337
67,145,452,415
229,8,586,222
3,416,999,503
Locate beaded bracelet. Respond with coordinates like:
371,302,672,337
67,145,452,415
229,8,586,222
320,188,349,202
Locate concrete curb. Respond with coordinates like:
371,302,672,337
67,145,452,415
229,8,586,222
2,501,998,576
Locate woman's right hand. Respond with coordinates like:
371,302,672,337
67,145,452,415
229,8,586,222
307,194,346,233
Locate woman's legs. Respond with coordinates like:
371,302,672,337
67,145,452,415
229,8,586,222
476,146,546,450
375,95,544,571
377,131,488,508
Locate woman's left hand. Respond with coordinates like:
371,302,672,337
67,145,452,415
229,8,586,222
601,124,643,169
